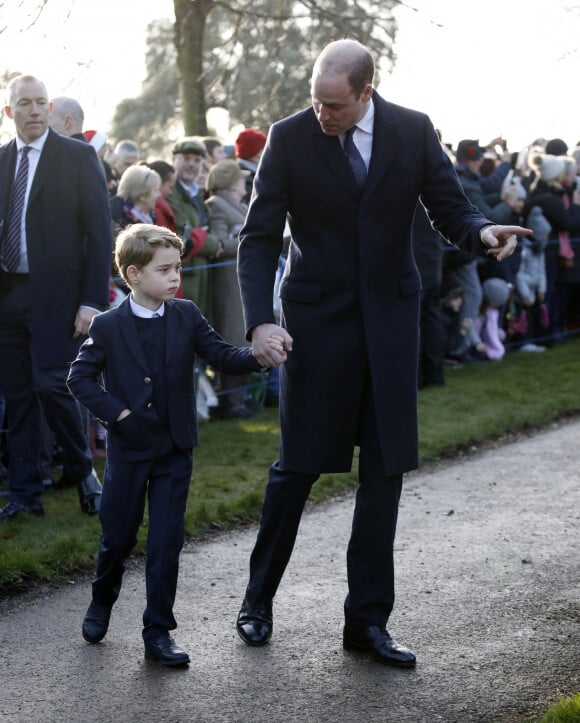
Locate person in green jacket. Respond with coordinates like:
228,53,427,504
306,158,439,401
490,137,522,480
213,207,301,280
166,138,221,317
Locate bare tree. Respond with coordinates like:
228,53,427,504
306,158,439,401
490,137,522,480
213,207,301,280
173,0,403,135
0,0,51,35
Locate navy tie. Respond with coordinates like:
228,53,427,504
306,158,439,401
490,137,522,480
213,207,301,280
3,146,30,272
343,127,367,188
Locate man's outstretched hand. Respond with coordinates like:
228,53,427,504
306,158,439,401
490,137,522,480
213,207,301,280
480,224,532,261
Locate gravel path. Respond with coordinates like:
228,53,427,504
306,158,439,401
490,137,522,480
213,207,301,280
0,420,578,722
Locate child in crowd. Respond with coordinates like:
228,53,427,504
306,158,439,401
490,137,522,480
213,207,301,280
67,224,280,667
478,277,511,360
515,206,551,352
440,285,470,362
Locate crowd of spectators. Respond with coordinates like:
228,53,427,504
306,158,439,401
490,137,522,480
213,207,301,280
101,130,580,401
2,87,580,493
415,134,580,388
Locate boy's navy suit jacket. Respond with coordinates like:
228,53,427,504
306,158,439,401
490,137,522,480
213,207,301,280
67,296,261,462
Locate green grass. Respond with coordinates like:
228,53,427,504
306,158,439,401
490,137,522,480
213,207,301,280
1,336,579,593
537,693,580,722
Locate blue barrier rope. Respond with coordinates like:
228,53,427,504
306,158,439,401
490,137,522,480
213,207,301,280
2,239,579,436
110,236,580,282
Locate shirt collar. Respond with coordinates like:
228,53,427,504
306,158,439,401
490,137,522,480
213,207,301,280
16,128,49,153
178,178,199,197
130,296,165,318
356,99,374,135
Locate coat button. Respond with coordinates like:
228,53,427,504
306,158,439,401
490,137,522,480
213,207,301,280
144,377,151,384
147,403,153,409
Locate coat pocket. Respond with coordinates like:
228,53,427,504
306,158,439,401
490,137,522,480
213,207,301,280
115,413,154,450
279,278,322,303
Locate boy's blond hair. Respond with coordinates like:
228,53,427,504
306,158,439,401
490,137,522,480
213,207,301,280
115,224,184,286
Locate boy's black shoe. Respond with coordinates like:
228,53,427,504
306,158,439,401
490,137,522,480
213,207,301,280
144,635,190,666
77,469,102,515
82,601,112,643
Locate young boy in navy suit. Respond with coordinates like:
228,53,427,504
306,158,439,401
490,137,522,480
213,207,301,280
67,223,280,667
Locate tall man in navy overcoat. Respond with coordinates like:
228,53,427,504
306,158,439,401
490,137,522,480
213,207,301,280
236,40,530,666
0,75,112,520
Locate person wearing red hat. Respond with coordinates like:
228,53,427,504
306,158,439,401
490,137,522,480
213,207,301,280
235,128,267,203
84,130,108,157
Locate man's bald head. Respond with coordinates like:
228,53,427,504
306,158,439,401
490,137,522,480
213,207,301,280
50,96,85,137
312,39,374,97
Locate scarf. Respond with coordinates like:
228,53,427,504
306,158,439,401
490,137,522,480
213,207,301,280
123,198,153,225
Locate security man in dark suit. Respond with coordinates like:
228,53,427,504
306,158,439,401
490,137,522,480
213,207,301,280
0,75,112,521
235,40,531,667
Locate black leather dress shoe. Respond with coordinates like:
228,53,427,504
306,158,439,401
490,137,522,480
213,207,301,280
77,469,102,516
144,636,190,667
0,501,45,522
236,593,273,646
343,625,416,668
82,601,112,643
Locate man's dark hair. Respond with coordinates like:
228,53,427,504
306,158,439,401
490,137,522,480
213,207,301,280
147,160,175,184
203,137,223,156
347,48,374,96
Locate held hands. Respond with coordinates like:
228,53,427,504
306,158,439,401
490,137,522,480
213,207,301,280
251,323,293,368
73,306,99,338
479,224,532,262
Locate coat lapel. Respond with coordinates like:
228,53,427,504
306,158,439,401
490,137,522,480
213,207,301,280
164,299,180,365
27,129,59,208
116,297,151,375
308,92,400,199
310,117,361,198
0,141,17,220
364,92,401,199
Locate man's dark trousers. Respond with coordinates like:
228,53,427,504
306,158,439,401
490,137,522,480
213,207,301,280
246,376,403,628
0,275,92,505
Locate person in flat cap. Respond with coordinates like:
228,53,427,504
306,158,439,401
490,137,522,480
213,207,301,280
205,160,254,419
234,128,267,203
173,137,208,157
166,137,220,316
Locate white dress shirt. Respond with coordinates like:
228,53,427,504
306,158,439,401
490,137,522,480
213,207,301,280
130,296,165,318
13,129,49,273
340,99,375,171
